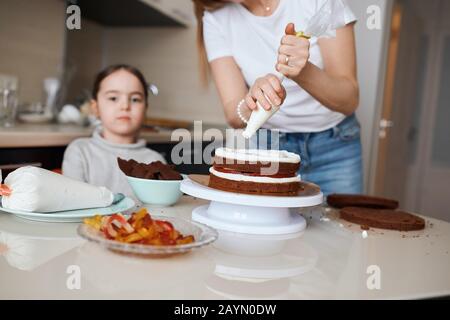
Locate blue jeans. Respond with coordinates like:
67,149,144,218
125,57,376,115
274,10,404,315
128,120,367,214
252,114,363,196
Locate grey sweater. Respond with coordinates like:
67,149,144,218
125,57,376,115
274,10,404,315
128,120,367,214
62,128,166,201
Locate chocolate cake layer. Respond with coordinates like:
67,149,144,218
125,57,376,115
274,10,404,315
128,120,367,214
327,194,399,210
213,156,300,176
209,173,300,196
340,207,425,231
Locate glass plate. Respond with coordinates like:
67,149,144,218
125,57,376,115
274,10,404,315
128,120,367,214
77,215,218,256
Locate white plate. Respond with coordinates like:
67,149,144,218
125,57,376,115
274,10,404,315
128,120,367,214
18,113,53,124
0,197,135,223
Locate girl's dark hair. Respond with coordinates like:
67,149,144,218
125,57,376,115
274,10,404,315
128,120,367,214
92,64,148,102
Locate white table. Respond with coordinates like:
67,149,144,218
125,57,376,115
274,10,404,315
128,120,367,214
0,196,449,299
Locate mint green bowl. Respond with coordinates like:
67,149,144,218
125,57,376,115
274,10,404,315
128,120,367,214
126,175,184,206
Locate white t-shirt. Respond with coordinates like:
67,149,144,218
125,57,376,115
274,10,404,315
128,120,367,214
203,0,357,132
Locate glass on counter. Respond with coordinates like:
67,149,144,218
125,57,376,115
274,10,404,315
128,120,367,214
0,77,18,127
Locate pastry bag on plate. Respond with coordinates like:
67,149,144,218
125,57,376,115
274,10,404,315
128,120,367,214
0,166,114,212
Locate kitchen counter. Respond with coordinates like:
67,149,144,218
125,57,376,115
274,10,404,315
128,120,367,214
0,122,228,148
0,196,449,299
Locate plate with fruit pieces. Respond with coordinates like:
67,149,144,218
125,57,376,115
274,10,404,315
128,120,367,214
77,208,218,257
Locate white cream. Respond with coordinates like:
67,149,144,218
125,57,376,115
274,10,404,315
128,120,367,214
215,148,300,164
210,167,301,184
1,166,114,212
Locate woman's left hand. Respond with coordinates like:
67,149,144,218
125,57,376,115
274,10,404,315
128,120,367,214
276,23,310,79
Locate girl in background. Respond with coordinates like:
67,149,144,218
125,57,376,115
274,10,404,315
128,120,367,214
63,64,166,198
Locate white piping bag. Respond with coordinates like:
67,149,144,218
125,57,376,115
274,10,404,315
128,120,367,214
0,166,114,212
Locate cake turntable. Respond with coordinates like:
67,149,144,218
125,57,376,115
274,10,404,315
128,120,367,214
180,175,323,235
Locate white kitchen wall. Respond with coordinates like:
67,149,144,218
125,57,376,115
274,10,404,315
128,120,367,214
346,0,394,193
0,0,65,104
65,19,104,102
103,27,225,125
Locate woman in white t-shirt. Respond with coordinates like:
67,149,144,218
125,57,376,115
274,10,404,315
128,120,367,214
193,0,363,195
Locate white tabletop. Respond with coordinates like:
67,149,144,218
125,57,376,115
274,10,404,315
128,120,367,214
0,196,449,300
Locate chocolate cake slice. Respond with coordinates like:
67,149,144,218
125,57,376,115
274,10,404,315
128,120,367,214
117,158,182,180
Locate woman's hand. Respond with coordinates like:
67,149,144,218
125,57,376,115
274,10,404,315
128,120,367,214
276,23,310,79
245,74,286,111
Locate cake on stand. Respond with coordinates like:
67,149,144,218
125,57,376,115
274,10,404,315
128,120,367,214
180,175,323,235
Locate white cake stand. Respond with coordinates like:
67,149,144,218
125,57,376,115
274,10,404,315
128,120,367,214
180,176,323,235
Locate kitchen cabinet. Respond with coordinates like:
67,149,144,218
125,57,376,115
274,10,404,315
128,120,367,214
0,147,66,177
73,0,194,27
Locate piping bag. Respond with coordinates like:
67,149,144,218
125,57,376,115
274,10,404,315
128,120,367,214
242,0,348,139
0,166,115,212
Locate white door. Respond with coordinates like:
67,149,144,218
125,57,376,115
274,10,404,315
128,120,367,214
416,0,450,221
377,0,450,221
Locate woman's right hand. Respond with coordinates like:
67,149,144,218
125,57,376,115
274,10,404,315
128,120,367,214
245,74,286,111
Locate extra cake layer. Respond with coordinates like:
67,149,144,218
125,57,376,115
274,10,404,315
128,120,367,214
327,194,399,209
340,207,425,231
209,172,301,196
213,156,300,176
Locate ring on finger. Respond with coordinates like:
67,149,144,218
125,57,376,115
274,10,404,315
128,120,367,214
285,55,290,65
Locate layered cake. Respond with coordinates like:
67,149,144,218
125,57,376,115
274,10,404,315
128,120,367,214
208,148,301,196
